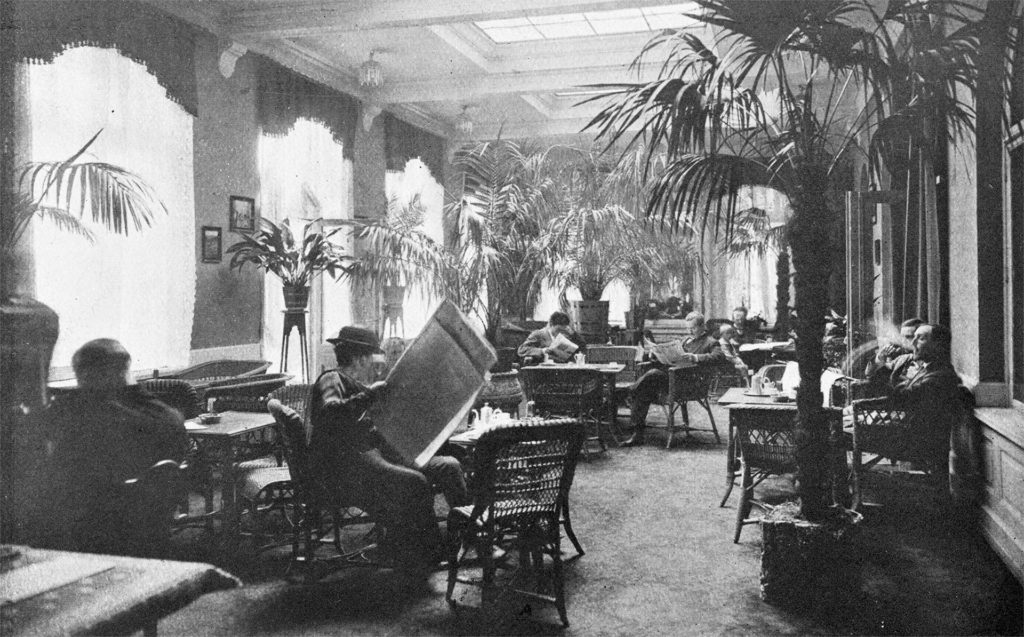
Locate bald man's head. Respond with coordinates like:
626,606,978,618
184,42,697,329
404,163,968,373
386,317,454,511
73,339,132,391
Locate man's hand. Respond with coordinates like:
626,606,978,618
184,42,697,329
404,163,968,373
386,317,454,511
367,380,387,397
679,353,697,364
875,343,901,365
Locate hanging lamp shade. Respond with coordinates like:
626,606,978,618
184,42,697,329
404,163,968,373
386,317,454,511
359,51,383,88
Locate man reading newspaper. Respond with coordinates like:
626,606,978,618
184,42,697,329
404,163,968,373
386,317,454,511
517,311,588,365
623,312,725,447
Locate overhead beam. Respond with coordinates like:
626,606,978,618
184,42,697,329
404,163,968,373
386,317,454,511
381,63,659,103
228,0,691,38
471,116,609,141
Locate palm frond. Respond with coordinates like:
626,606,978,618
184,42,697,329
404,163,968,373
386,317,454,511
18,161,167,235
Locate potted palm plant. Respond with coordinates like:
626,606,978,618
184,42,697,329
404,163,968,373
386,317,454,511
543,146,660,341
225,217,351,310
585,0,988,605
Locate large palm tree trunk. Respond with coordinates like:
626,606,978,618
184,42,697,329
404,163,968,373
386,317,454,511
787,165,833,520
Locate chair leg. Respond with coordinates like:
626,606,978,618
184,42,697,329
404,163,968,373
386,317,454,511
734,463,753,543
719,436,740,508
701,399,721,443
552,533,568,628
851,450,863,511
560,500,585,558
445,518,464,606
665,402,675,449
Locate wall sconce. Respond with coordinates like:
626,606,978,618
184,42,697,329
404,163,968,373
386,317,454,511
359,50,383,89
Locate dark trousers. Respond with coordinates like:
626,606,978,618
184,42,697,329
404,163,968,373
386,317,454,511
629,368,669,430
351,450,467,568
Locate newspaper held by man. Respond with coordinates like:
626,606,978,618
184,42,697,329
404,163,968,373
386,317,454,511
647,339,694,366
547,332,579,363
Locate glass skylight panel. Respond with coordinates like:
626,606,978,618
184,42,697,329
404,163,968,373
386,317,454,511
485,25,545,42
530,13,593,39
475,3,696,43
476,17,532,29
642,4,695,29
586,9,650,35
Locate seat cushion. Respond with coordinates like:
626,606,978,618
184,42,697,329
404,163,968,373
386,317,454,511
238,466,292,501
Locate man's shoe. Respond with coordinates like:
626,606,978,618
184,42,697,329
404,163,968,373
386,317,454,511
621,431,646,447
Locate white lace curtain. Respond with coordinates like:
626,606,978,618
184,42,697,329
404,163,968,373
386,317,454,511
258,119,352,377
24,47,196,373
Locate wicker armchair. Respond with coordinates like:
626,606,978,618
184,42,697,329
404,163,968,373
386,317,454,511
204,373,293,405
445,418,585,627
519,367,612,458
636,362,720,448
119,459,190,558
584,345,638,410
163,360,271,395
732,406,844,542
138,378,203,419
269,399,381,581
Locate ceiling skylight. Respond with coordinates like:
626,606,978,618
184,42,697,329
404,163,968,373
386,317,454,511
476,4,695,43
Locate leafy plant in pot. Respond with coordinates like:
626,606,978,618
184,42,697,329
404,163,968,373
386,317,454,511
225,217,352,310
542,146,661,342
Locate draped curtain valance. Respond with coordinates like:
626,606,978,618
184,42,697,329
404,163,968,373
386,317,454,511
256,56,357,158
384,113,446,180
14,0,199,116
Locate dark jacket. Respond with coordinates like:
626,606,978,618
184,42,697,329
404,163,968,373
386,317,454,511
517,327,588,364
880,355,966,462
42,385,187,551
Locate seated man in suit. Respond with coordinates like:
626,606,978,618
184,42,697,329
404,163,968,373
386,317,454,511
40,339,188,555
718,324,749,377
870,323,967,474
516,311,588,365
309,326,467,575
623,312,726,446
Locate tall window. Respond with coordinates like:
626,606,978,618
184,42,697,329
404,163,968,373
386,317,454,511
384,158,444,337
24,47,195,372
258,119,352,376
1009,21,1023,402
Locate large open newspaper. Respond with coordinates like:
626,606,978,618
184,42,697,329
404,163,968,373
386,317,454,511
369,300,497,468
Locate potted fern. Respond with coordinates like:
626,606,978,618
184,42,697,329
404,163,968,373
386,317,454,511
225,217,352,310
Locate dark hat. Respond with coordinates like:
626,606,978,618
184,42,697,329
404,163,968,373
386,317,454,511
326,326,383,353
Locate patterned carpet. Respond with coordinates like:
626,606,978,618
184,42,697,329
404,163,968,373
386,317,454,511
161,404,1021,635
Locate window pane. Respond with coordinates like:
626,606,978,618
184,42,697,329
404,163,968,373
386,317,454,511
26,47,195,373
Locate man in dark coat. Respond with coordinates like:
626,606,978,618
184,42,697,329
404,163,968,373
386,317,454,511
41,339,188,554
309,326,467,574
623,312,725,447
872,323,967,473
516,311,588,365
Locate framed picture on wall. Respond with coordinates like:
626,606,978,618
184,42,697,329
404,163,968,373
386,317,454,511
201,226,222,263
229,195,256,232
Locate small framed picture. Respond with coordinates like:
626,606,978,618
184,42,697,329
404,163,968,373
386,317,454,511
229,195,256,233
201,226,222,263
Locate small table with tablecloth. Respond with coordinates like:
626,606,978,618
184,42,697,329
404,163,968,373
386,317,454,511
0,544,239,636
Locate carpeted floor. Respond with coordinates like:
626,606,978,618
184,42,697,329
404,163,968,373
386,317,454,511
160,403,1022,636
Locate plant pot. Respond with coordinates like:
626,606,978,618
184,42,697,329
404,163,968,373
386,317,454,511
570,300,609,344
282,285,310,310
476,370,524,414
1,295,60,412
1,294,60,543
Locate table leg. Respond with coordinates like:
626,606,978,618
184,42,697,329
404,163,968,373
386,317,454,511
604,375,620,445
719,415,740,507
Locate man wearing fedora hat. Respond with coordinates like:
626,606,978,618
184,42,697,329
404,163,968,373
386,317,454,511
309,326,467,573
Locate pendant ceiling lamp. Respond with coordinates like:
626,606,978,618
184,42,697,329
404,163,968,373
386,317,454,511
359,50,383,88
